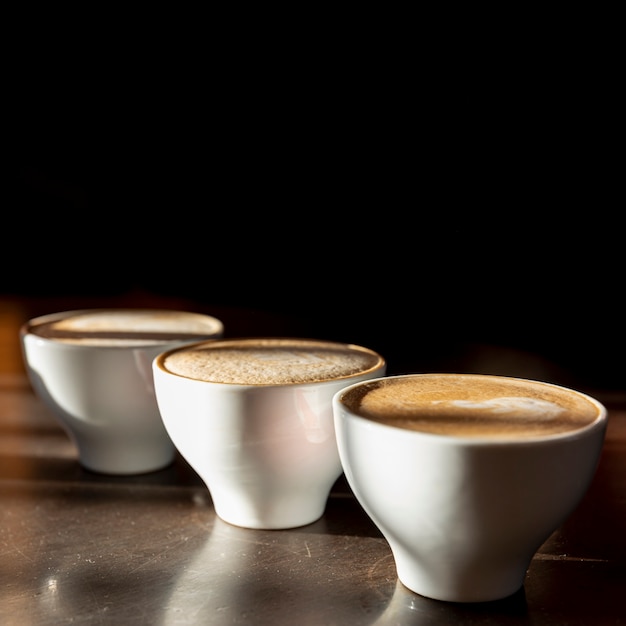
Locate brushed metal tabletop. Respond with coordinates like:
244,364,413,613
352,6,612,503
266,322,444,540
1,372,625,626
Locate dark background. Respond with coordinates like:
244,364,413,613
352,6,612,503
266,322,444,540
4,35,623,395
5,145,622,395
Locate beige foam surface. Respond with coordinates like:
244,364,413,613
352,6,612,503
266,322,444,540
340,374,603,438
162,338,384,385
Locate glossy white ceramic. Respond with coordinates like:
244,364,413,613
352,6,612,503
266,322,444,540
333,373,608,603
20,309,224,474
152,339,386,529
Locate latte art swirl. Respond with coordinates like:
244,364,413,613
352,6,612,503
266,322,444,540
339,374,601,438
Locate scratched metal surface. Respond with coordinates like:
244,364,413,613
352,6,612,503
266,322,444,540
1,373,625,625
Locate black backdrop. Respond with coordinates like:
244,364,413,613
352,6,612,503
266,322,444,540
5,65,623,399
4,0,623,393
6,149,622,394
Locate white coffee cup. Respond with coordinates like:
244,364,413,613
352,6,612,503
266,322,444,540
152,337,386,529
20,308,224,474
333,373,608,603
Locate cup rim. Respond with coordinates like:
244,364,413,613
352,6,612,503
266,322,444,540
20,308,225,350
333,372,608,445
153,336,387,387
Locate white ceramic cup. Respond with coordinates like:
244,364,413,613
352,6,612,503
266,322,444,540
152,337,386,529
333,373,608,603
20,308,224,475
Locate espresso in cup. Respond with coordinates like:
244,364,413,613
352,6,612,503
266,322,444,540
153,337,386,529
333,373,607,602
161,337,384,385
21,308,224,474
27,309,224,346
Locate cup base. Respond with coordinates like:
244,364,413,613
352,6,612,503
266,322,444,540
215,512,325,531
395,558,527,603
212,492,329,530
78,446,176,476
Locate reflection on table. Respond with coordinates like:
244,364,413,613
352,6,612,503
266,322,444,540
1,295,625,625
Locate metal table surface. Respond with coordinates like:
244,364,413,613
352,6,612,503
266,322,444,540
1,298,625,625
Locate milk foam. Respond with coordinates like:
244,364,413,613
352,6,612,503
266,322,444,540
437,397,564,417
341,374,601,438
30,310,223,346
161,338,384,385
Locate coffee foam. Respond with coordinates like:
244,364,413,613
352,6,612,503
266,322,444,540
29,310,223,346
340,374,601,438
161,338,385,385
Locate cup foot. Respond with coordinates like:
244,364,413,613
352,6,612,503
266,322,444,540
78,447,176,476
212,493,329,530
394,555,527,603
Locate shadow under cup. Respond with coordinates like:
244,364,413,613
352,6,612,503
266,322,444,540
20,308,224,475
333,373,608,603
152,337,387,530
